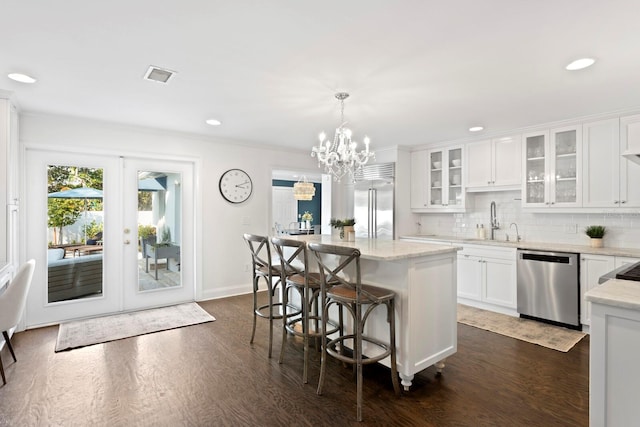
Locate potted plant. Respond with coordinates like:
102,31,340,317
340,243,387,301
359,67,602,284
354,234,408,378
330,218,356,240
585,225,606,248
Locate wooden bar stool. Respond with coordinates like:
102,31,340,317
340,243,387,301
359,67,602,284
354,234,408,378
270,237,340,384
243,233,298,358
308,242,400,422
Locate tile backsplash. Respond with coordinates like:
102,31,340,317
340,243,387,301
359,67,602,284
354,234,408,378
416,191,640,249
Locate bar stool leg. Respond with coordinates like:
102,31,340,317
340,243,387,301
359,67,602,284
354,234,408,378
250,276,258,345
388,298,401,395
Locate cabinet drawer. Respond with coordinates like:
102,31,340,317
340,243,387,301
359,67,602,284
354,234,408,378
458,244,516,260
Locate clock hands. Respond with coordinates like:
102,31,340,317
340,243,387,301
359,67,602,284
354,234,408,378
235,181,249,189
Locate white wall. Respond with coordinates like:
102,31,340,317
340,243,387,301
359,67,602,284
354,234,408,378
21,112,321,300
417,190,640,249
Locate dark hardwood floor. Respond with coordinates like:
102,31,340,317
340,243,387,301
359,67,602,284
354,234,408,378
0,293,589,426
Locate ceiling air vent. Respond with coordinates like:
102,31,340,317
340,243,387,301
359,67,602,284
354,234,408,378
143,65,176,84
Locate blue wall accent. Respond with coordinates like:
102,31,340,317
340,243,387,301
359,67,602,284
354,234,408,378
272,180,322,226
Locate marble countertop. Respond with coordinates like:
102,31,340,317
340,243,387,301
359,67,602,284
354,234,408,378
401,234,640,258
586,279,640,311
285,235,460,261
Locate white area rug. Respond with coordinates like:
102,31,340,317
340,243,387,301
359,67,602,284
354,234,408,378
55,302,215,352
457,304,586,352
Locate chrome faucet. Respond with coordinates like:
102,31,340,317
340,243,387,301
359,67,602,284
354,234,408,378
490,201,499,240
510,222,522,242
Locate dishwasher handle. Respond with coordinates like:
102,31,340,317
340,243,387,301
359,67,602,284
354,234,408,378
519,252,573,264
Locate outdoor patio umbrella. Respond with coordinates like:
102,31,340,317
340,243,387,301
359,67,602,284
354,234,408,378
48,187,104,243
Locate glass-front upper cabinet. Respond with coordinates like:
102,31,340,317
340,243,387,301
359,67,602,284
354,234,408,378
523,126,581,208
428,145,464,209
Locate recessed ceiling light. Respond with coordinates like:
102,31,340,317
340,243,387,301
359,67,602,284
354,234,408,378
8,73,36,83
566,58,595,71
469,126,484,132
205,119,222,126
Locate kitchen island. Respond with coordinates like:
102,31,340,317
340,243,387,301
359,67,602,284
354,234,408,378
586,279,640,426
288,235,460,390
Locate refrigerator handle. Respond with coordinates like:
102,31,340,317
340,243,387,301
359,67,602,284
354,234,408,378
372,188,377,238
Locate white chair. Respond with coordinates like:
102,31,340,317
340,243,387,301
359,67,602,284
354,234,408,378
0,260,36,385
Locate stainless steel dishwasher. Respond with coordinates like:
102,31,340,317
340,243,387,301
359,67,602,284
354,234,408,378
516,250,580,329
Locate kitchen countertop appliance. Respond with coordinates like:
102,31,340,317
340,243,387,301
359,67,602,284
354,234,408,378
599,261,640,284
353,163,395,240
516,249,580,329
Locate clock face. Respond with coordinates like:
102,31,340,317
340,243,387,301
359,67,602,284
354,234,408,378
219,169,253,203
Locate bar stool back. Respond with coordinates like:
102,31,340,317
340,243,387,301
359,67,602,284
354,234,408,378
308,242,400,422
243,233,291,358
271,237,340,384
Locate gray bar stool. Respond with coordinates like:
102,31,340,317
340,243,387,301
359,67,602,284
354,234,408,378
308,242,400,422
243,233,299,358
270,237,340,384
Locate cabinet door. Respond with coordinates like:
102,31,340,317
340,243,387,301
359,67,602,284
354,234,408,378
620,114,640,208
410,150,428,209
580,254,615,325
522,131,548,207
483,257,517,308
550,125,581,207
582,119,620,208
466,140,492,187
615,256,640,268
428,149,445,207
457,254,482,301
493,135,521,187
446,146,464,208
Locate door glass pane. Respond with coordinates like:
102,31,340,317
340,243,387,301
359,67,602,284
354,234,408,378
430,151,442,206
47,165,104,303
137,171,181,291
525,135,545,203
554,130,577,203
448,148,462,206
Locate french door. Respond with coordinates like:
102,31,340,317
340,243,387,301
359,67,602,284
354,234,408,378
25,149,195,326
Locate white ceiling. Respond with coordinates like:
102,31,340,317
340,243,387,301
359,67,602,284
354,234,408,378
1,1,639,152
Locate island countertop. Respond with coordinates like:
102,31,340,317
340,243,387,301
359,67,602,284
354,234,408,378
284,235,460,261
585,279,640,311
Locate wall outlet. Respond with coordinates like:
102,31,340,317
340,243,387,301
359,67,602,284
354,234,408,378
565,224,578,234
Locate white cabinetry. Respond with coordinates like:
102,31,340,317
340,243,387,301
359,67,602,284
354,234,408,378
522,126,582,208
579,254,614,326
466,135,521,191
619,115,640,207
426,146,465,211
0,97,19,267
579,254,640,326
589,295,640,427
410,150,428,209
457,244,517,312
582,117,640,208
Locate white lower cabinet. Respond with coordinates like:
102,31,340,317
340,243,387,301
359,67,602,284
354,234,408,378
457,244,517,311
580,254,640,326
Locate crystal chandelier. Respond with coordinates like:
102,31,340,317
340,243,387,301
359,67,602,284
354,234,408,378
311,92,375,182
293,176,315,200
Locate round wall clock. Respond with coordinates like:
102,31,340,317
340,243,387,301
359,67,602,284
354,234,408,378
219,169,253,203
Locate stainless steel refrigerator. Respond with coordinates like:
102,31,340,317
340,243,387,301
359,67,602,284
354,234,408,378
353,163,395,240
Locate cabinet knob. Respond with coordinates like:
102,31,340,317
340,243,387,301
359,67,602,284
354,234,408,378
621,200,627,204
614,200,619,204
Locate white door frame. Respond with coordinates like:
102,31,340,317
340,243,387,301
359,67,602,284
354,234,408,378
24,148,198,327
122,156,196,311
